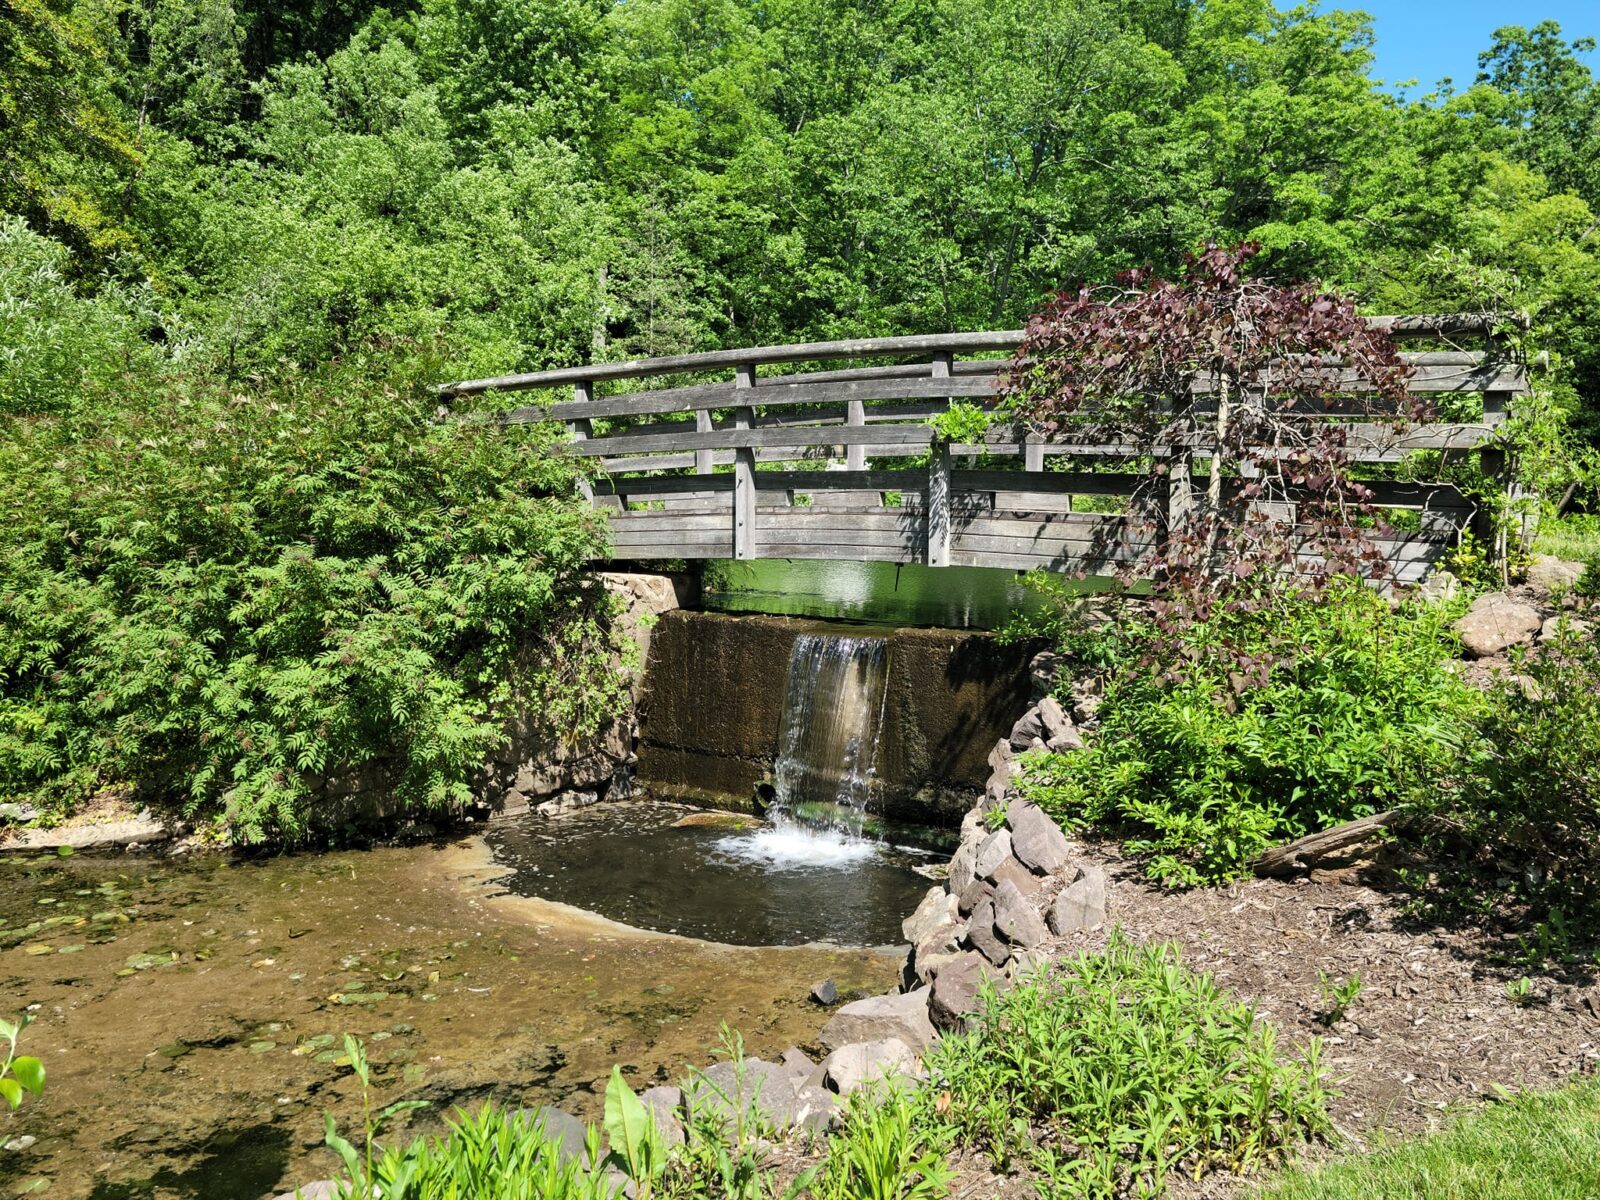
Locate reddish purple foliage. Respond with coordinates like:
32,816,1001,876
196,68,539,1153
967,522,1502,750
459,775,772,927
1002,242,1428,668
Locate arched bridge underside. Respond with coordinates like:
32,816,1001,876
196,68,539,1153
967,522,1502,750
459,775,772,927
441,318,1527,582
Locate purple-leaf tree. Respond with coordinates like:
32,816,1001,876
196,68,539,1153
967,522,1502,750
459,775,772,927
1001,242,1425,649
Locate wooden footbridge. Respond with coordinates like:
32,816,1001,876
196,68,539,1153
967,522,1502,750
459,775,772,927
440,316,1527,580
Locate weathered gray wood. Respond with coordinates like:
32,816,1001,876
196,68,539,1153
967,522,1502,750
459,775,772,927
574,423,936,457
446,331,1027,394
1251,812,1397,877
845,398,867,470
446,315,1521,396
694,409,714,475
951,469,1141,495
754,469,927,493
596,475,736,497
733,365,757,561
757,542,919,564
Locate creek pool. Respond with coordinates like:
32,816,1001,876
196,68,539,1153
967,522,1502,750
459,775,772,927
484,802,939,946
0,827,902,1200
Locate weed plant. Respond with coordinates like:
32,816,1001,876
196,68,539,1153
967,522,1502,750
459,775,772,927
927,933,1331,1200
1018,578,1481,884
815,1085,953,1200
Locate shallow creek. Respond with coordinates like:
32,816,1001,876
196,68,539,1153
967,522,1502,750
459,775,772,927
0,832,903,1199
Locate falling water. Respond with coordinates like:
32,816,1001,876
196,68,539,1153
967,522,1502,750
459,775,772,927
770,634,889,836
716,633,890,868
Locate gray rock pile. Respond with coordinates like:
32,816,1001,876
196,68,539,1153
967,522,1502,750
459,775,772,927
894,678,1110,1032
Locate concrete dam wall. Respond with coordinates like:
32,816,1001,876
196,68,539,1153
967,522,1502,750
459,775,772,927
636,611,1032,824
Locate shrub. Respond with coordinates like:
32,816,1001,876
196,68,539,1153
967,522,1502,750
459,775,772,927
927,933,1330,1200
1019,578,1482,885
0,348,623,841
1435,623,1600,929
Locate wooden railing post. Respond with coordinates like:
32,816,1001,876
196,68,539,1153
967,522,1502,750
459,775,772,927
695,409,714,475
734,363,757,560
846,399,867,470
927,352,953,567
570,379,595,503
1023,431,1044,473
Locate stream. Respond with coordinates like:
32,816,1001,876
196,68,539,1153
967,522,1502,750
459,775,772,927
0,834,903,1199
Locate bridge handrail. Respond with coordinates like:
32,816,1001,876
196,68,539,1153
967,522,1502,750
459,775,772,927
437,312,1524,397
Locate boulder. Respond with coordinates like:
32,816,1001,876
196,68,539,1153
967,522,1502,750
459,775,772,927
1418,570,1461,605
910,946,966,985
974,829,1014,881
1008,803,1073,875
929,951,1012,1031
780,1047,816,1081
1526,555,1585,595
1008,707,1046,751
913,915,965,969
1028,650,1063,695
819,988,936,1052
818,1038,919,1096
989,854,1044,899
1455,593,1542,658
960,806,986,839
901,887,958,946
1048,866,1108,935
809,979,839,1007
985,768,1014,805
1069,678,1103,725
987,738,1016,771
1540,615,1593,642
639,1085,686,1149
791,1084,842,1132
1036,696,1073,743
1046,726,1086,752
991,879,1049,948
685,1059,800,1132
947,837,980,895
518,1107,590,1163
965,898,1011,967
957,878,995,918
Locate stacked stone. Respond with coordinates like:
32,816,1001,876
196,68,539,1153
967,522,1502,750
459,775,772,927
890,657,1110,1035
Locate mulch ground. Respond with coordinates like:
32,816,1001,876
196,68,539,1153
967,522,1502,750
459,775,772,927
929,834,1600,1199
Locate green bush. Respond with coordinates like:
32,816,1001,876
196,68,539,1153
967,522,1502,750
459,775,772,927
1019,578,1483,885
927,933,1330,1200
0,348,622,841
0,217,162,416
1436,623,1600,930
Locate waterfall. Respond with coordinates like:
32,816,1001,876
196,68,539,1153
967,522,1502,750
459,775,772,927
767,634,889,840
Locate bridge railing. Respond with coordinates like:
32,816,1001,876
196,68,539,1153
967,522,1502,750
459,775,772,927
439,316,1529,575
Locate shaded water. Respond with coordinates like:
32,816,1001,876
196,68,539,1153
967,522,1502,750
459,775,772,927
484,802,935,946
0,840,900,1199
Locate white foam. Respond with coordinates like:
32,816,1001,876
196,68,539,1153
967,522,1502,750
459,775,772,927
713,824,878,869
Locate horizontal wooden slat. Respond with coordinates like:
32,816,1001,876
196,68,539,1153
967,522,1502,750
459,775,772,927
446,315,1524,396
753,469,928,492
574,423,935,457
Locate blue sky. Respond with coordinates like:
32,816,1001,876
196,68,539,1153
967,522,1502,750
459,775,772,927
1290,1,1599,94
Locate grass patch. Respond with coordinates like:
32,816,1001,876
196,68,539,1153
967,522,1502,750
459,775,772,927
1249,1077,1600,1199
1533,514,1600,562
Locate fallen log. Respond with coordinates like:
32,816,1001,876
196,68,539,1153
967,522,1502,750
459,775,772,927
1251,811,1398,877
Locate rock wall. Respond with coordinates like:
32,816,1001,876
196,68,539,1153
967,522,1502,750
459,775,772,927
634,611,1033,823
479,572,697,821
